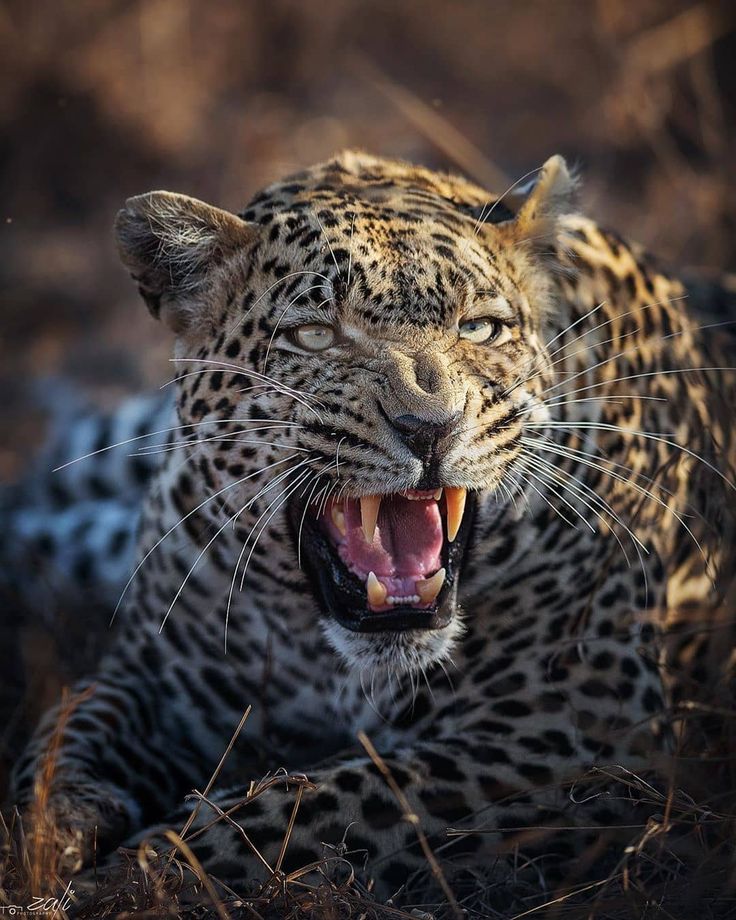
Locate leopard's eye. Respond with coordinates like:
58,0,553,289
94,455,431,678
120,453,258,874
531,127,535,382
288,323,335,352
458,317,501,344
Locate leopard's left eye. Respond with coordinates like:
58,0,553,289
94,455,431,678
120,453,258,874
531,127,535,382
458,317,501,344
287,323,336,352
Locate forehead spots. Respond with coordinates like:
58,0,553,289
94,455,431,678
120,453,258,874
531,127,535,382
241,202,512,334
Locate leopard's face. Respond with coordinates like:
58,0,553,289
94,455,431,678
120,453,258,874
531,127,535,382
117,151,573,671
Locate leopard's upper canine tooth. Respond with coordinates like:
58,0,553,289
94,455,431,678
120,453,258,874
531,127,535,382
367,571,387,606
445,487,467,542
416,567,446,604
331,504,346,537
360,495,381,543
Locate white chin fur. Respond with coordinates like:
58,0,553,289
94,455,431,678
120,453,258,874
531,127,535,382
320,614,465,674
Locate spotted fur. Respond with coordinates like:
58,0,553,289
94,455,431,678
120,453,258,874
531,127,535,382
10,151,736,900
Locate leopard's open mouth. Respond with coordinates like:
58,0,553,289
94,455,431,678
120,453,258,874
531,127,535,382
289,488,476,632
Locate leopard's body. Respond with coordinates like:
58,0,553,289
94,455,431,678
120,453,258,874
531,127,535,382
8,151,736,900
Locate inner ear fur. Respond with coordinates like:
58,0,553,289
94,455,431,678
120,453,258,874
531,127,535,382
507,155,577,248
114,191,255,334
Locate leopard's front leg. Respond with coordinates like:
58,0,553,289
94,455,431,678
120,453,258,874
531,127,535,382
123,731,613,901
11,620,257,873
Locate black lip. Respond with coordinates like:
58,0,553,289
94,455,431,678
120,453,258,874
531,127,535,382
287,490,476,634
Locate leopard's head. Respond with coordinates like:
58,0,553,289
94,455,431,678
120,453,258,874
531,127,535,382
115,151,575,672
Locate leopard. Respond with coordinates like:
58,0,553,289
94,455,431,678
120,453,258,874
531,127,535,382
8,150,736,906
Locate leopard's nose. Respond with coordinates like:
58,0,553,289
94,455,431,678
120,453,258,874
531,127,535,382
391,412,461,463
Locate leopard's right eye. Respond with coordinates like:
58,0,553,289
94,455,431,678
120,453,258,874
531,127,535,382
287,323,336,352
458,316,501,345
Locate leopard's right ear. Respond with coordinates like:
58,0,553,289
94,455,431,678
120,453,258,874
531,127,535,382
114,191,255,334
504,155,577,248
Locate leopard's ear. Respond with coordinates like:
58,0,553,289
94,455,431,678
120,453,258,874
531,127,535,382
498,155,577,248
114,191,255,334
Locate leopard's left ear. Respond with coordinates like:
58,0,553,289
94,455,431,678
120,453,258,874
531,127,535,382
115,191,256,334
503,155,577,249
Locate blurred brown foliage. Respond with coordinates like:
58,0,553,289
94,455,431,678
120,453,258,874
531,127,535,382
0,0,735,482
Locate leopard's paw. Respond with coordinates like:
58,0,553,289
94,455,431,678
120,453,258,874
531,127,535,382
22,781,138,875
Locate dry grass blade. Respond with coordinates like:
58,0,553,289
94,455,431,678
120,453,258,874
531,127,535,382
624,2,731,76
27,686,95,895
357,731,462,920
507,876,619,919
174,705,252,853
163,830,231,920
274,782,305,876
187,789,274,877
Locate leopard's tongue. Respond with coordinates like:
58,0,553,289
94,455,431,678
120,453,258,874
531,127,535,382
324,494,445,610
341,496,443,579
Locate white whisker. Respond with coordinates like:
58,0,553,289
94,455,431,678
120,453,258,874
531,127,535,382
539,366,736,405
263,288,333,373
227,268,333,336
347,212,356,290
224,458,317,647
313,210,343,281
525,420,735,493
170,357,324,417
296,474,322,569
505,294,691,401
511,463,580,530
516,453,637,566
52,419,218,472
161,502,248,635
521,433,715,579
135,436,310,458
235,468,313,596
473,165,543,236
110,455,302,624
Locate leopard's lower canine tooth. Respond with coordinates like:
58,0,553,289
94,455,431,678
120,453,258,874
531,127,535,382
445,487,467,542
416,567,446,604
360,495,381,543
367,571,387,607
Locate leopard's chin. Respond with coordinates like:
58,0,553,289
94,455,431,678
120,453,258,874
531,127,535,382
319,613,467,674
288,487,476,665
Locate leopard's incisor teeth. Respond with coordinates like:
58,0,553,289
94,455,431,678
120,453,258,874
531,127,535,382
445,487,467,542
416,567,446,604
331,504,346,536
433,488,443,501
367,571,387,607
360,495,381,543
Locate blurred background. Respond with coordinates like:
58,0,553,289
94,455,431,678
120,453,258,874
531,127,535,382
1,0,735,482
